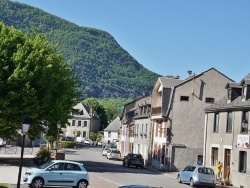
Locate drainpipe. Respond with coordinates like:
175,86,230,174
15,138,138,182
203,112,208,166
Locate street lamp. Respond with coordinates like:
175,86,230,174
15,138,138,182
17,116,31,188
55,121,61,159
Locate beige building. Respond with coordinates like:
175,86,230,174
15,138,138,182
64,103,100,140
150,68,233,171
204,73,250,188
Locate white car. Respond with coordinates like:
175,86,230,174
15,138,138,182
0,138,6,147
84,140,92,145
97,142,102,147
102,148,111,156
107,149,121,160
23,160,89,188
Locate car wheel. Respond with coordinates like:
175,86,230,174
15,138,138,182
177,175,182,183
190,178,195,187
126,162,130,168
32,177,44,188
77,179,88,188
141,165,144,169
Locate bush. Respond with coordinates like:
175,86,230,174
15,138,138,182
33,147,51,166
60,141,76,148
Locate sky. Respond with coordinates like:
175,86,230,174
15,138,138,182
12,0,250,82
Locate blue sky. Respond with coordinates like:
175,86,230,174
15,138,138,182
12,0,250,82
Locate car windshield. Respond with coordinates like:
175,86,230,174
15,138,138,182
198,167,214,175
39,161,55,169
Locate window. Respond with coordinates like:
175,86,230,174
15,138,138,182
213,113,219,132
83,121,87,127
72,120,75,126
239,151,247,173
180,96,189,101
108,131,111,138
82,131,86,137
205,97,214,103
228,89,232,101
226,112,232,133
141,124,144,135
78,121,81,127
211,147,218,166
243,86,247,100
241,111,249,133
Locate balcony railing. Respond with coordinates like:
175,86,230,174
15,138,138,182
151,107,162,115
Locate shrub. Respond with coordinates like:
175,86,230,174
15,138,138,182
60,141,76,148
33,147,51,166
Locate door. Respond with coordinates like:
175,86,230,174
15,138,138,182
224,149,231,179
45,162,65,185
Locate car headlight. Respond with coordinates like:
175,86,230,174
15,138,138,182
25,172,33,176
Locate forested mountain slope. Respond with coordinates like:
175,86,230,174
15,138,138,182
0,0,160,99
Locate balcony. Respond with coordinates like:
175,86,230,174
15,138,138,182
151,107,162,115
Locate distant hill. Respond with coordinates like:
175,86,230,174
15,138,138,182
0,0,160,99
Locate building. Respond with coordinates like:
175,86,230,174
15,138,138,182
103,116,120,146
150,68,234,171
64,103,100,141
204,73,250,188
133,95,151,165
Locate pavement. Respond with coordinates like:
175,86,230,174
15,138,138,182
0,146,238,188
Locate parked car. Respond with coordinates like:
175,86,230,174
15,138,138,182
84,140,92,145
0,138,6,147
97,142,103,147
107,149,121,160
177,164,216,188
23,160,89,188
102,148,111,156
123,153,144,169
61,137,73,141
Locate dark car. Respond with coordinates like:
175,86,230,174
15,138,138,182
123,153,144,169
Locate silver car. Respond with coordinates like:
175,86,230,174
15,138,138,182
107,149,121,160
177,164,216,188
23,160,89,188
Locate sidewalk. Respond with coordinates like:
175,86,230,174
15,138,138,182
144,165,237,188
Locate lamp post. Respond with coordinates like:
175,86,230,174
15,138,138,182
17,116,31,188
55,121,61,159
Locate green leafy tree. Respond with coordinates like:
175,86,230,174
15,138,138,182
90,132,102,142
83,98,108,130
0,22,79,140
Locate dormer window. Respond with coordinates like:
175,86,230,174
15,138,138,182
242,86,247,101
227,89,232,102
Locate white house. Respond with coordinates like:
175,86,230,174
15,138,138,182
104,116,120,146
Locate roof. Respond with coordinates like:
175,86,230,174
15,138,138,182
205,72,250,112
104,116,121,132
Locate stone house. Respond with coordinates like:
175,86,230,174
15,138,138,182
204,73,250,188
63,103,100,141
150,68,234,171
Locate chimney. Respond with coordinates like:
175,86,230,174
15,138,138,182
188,70,192,78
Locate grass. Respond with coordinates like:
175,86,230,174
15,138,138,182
0,183,12,188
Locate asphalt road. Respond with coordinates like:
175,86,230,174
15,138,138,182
0,145,220,188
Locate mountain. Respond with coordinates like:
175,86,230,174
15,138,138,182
0,0,160,99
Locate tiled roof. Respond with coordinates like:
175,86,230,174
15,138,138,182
205,96,250,112
104,116,120,132
159,77,184,88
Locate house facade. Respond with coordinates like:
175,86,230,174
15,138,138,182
133,95,151,165
64,103,100,141
151,68,234,171
103,116,120,146
204,73,250,188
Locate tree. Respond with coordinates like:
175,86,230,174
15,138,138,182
90,132,102,142
83,98,108,130
0,22,79,140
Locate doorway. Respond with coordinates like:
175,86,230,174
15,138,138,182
224,149,231,179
